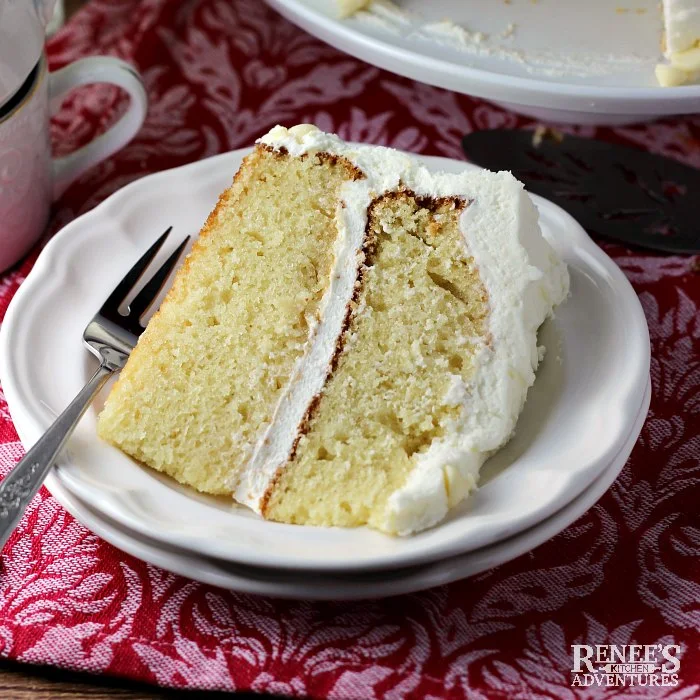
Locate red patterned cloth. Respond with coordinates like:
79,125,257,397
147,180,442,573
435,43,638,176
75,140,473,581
1,0,699,696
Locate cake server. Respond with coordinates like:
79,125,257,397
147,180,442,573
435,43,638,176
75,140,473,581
461,129,700,254
0,227,188,551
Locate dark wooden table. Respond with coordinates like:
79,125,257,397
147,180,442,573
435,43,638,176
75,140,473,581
0,658,268,698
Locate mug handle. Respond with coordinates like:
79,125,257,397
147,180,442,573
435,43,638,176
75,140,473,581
49,56,148,199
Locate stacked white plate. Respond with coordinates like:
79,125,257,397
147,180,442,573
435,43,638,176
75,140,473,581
0,148,651,600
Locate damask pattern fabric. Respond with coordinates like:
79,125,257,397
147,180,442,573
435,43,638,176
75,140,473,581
0,1,699,696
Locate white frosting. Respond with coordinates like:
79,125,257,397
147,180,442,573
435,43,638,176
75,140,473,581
236,124,569,535
382,171,568,535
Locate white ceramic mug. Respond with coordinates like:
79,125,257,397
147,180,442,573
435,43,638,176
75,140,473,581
0,53,147,272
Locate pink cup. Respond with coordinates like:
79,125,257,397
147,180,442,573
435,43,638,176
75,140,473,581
0,53,147,272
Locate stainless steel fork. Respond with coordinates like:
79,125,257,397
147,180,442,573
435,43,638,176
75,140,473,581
0,227,189,550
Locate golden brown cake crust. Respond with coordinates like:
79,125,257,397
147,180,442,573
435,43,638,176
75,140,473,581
258,143,366,181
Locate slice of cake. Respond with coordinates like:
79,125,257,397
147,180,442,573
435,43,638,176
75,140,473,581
98,125,568,536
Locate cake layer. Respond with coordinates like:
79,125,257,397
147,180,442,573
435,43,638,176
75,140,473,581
664,0,700,55
263,190,489,532
98,145,360,494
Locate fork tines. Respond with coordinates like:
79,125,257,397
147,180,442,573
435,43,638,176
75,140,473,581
101,227,189,330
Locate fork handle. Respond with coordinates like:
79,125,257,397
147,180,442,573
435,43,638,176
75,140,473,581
0,363,114,551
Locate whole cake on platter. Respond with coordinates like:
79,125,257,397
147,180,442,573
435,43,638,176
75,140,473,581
337,0,700,87
97,125,568,536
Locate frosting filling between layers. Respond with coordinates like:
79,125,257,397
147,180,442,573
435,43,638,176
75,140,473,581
232,148,369,511
233,124,569,534
232,125,414,512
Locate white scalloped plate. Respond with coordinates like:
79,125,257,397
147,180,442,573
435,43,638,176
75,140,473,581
44,380,650,599
0,147,650,572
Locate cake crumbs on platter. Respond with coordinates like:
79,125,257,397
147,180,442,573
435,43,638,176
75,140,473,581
532,126,564,147
616,7,649,13
350,1,652,79
423,19,488,46
502,23,517,39
362,0,412,24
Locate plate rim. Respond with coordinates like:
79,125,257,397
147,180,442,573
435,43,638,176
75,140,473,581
266,0,700,113
0,146,651,572
41,381,651,600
